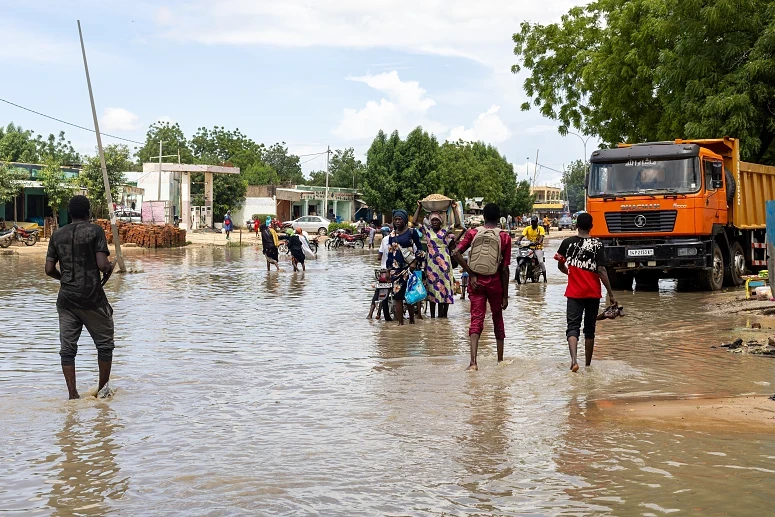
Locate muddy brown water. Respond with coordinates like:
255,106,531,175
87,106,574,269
1,239,774,515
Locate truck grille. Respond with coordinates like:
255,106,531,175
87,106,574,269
604,210,677,233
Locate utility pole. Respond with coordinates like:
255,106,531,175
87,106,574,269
532,149,540,187
77,20,125,273
324,145,331,219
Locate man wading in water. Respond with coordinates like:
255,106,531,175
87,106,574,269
45,196,116,399
555,213,617,372
453,203,511,371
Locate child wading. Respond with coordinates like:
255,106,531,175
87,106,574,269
554,213,617,372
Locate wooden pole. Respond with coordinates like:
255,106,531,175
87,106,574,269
77,20,125,272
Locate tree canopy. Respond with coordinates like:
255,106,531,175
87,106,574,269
39,157,78,226
562,160,587,213
0,123,81,164
307,148,365,189
512,0,775,163
360,128,526,217
78,144,131,215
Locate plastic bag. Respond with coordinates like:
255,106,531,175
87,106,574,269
405,270,427,304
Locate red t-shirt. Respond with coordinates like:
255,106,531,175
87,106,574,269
555,236,605,299
457,226,512,281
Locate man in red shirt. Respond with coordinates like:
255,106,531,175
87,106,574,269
453,203,511,371
555,213,617,372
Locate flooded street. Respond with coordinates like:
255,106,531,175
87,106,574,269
2,238,774,515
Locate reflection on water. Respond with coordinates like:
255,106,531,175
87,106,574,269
47,404,127,516
1,241,774,515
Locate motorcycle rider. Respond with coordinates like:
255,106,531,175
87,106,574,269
519,216,547,283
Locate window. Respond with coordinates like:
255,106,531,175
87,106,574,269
704,160,718,191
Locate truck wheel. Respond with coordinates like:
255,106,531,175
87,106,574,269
699,242,725,291
635,273,659,291
724,241,745,287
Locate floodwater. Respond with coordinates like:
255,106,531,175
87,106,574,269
1,237,774,515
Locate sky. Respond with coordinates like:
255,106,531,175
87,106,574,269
0,0,599,188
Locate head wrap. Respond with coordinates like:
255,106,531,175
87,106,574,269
392,209,408,222
429,212,442,222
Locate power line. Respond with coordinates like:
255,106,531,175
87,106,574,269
297,151,327,158
300,154,324,166
0,97,144,145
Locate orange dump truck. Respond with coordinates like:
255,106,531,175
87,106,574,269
587,138,775,290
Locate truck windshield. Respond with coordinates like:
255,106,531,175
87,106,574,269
589,157,700,197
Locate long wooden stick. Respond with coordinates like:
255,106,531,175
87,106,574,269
77,20,125,272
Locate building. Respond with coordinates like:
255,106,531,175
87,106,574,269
233,185,277,225
275,185,361,222
531,185,566,218
1,162,81,227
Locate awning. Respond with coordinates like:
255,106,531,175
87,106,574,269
355,199,368,206
275,188,304,202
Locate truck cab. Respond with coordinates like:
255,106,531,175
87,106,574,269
586,139,747,290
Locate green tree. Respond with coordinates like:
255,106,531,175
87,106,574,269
562,160,587,213
513,180,536,216
263,142,304,185
329,148,366,189
35,131,81,164
512,0,775,163
137,122,194,165
0,123,39,162
361,130,401,217
0,162,29,222
78,145,131,216
39,157,77,228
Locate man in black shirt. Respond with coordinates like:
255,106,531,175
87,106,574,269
45,196,115,399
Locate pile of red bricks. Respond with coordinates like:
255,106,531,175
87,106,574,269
95,219,187,248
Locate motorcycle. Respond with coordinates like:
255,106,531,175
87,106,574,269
373,268,395,321
515,241,541,284
0,225,39,248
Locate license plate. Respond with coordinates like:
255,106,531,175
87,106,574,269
627,249,654,257
376,282,393,289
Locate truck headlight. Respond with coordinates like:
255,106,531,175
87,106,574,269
677,247,698,257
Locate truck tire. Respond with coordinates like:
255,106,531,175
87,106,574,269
635,273,659,291
724,241,745,287
699,242,725,291
725,169,736,207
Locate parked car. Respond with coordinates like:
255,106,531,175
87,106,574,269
558,215,573,230
116,209,142,223
283,215,331,235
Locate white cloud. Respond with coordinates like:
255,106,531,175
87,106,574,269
152,0,580,71
332,71,446,141
448,105,510,143
101,107,141,131
155,6,174,26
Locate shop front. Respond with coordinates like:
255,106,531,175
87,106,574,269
275,186,359,222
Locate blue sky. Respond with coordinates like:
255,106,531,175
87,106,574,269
1,0,598,187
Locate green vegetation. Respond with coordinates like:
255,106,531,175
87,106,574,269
328,222,356,233
0,162,28,222
79,145,131,216
562,160,587,213
360,128,532,217
512,0,775,163
0,123,81,164
39,157,78,228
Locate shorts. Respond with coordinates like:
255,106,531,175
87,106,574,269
566,298,600,340
58,304,115,366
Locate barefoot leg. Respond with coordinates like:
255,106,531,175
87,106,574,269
62,364,79,399
584,338,595,367
568,336,579,372
467,333,480,370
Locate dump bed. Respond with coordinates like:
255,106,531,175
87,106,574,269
732,161,775,230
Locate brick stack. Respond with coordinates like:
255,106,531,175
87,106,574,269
95,219,187,248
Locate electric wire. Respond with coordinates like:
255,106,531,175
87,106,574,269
0,98,145,145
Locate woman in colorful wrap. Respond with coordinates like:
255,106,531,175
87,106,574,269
386,208,422,325
412,202,461,318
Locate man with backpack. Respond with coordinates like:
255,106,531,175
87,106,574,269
452,203,511,371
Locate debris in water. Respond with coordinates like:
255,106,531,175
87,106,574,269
97,384,114,399
719,338,775,356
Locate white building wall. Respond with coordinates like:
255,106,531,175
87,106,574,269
234,196,276,225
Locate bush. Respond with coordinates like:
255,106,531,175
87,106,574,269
250,213,276,222
328,222,356,233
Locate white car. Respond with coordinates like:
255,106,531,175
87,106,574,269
284,216,331,235
116,209,142,223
